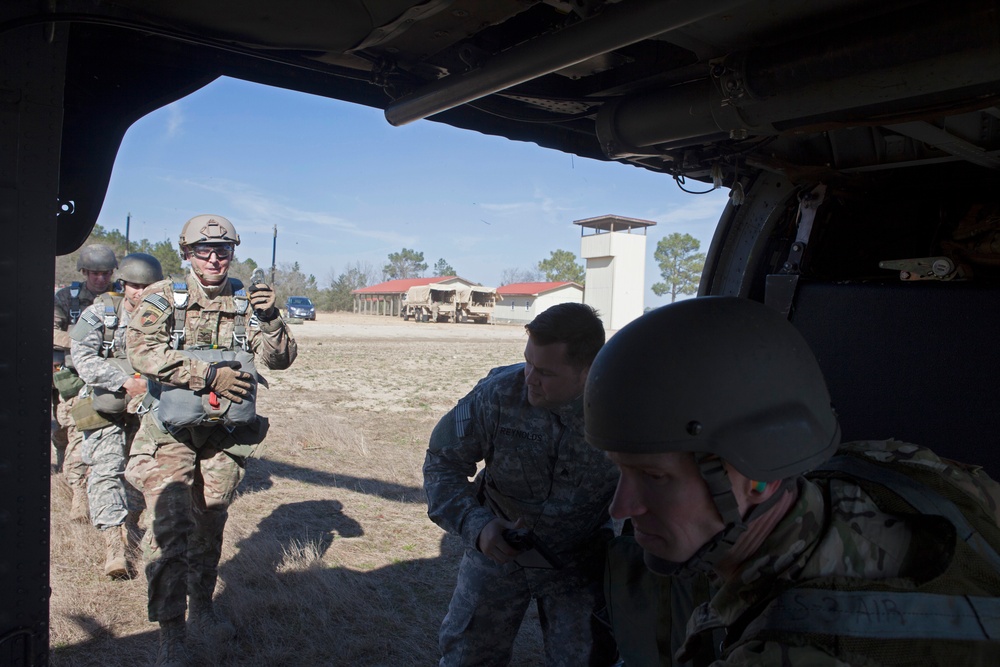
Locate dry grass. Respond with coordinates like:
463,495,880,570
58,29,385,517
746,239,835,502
49,313,545,666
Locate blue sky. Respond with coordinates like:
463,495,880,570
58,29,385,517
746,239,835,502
97,77,731,308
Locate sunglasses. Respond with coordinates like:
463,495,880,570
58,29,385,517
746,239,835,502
190,243,234,260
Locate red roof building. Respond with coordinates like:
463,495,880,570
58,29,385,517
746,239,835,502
494,281,584,324
351,275,475,316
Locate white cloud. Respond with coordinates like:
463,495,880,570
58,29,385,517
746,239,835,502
478,187,576,225
654,190,732,225
479,201,533,214
177,177,417,246
165,103,184,139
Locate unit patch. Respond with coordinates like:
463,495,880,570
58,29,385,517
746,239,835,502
134,292,170,331
140,309,164,328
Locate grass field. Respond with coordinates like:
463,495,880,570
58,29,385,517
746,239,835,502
49,312,547,666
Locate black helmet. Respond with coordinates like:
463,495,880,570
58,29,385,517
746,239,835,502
585,296,840,481
178,214,240,247
117,253,164,285
76,244,118,272
586,297,840,576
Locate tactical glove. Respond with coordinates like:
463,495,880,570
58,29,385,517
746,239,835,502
204,361,253,403
247,283,278,321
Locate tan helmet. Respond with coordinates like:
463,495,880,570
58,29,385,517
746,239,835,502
178,214,241,247
76,244,118,271
117,253,164,286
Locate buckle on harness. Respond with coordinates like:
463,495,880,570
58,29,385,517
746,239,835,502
878,256,967,281
232,330,249,351
171,328,186,348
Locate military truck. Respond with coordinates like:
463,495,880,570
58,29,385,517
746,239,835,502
401,285,459,322
455,286,500,324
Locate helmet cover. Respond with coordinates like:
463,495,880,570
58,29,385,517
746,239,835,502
117,252,164,285
178,214,240,247
76,244,118,271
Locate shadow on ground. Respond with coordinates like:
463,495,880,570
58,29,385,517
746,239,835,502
240,456,425,504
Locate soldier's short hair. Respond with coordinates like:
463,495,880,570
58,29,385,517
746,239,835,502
525,303,604,369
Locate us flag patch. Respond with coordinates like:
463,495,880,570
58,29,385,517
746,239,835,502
454,398,472,437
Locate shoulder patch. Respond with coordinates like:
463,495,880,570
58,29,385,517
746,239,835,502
137,308,167,329
81,310,102,328
133,292,170,331
454,397,473,438
142,293,170,312
69,310,101,341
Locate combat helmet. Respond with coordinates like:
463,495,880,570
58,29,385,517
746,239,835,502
585,296,840,575
117,253,164,286
76,244,118,272
178,214,240,247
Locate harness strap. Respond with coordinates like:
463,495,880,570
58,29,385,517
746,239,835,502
170,282,189,350
744,589,1000,641
815,455,1000,571
68,281,82,324
232,284,250,351
100,293,120,356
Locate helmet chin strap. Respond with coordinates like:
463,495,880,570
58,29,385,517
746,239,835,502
189,265,227,297
643,456,792,578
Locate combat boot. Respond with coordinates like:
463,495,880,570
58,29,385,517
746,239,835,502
156,616,189,667
69,484,89,524
102,525,128,579
187,595,236,643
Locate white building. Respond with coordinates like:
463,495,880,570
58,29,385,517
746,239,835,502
575,214,655,331
494,282,584,325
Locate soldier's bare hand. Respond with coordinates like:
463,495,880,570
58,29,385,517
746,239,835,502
477,517,526,565
122,376,147,398
205,362,253,403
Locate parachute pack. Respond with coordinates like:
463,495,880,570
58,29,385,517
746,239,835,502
605,440,1000,666
734,441,1000,665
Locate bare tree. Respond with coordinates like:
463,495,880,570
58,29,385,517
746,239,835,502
499,267,542,286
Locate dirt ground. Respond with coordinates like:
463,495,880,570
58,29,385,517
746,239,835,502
49,312,546,666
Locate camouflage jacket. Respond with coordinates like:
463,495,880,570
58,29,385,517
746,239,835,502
54,282,107,351
69,294,133,391
125,271,297,391
678,439,1000,666
424,363,619,557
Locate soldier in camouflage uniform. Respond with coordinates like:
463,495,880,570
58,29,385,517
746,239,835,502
586,297,1000,666
53,243,118,523
70,253,163,578
124,215,297,667
424,303,619,667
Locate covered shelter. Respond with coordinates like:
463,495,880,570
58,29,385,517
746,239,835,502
352,276,473,316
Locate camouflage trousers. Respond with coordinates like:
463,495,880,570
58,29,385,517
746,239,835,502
125,417,245,622
52,394,87,487
81,416,142,530
439,547,617,667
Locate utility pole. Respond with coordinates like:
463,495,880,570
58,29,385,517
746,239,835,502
125,212,131,253
270,224,277,284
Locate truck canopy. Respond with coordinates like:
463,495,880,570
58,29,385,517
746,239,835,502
405,285,457,304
